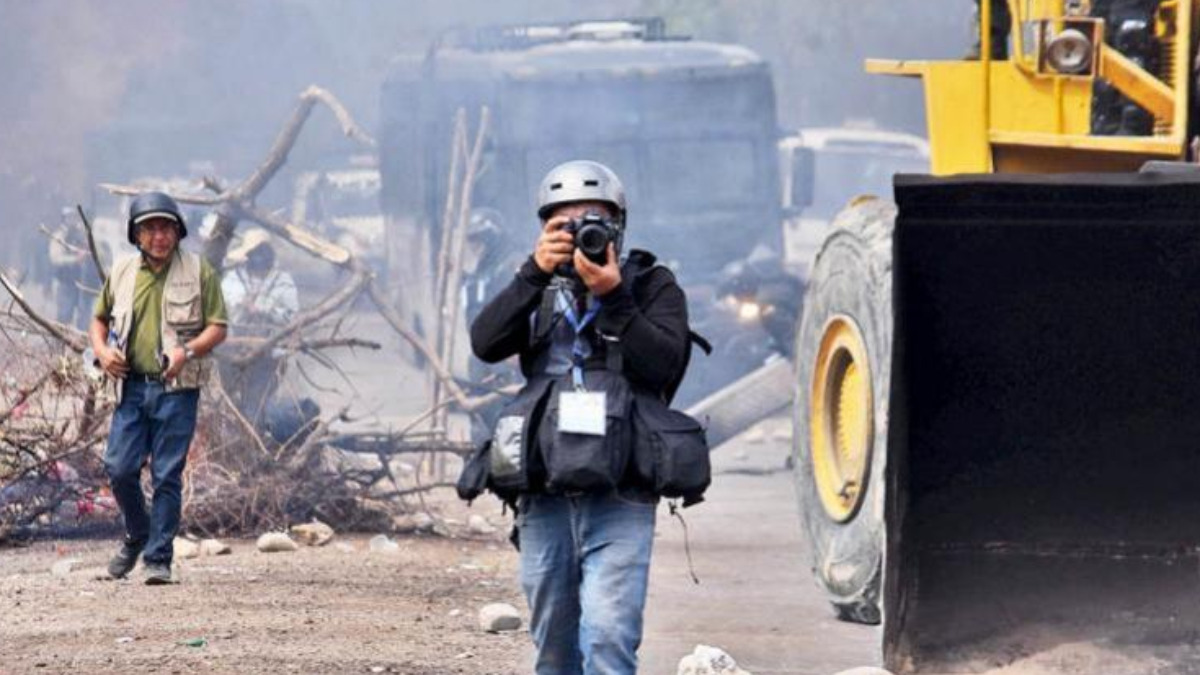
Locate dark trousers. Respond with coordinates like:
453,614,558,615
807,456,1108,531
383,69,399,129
103,379,200,565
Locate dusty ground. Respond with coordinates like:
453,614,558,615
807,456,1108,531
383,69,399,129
0,412,884,675
0,510,532,675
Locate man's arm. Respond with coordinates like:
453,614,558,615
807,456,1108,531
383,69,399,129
595,269,689,393
470,257,551,363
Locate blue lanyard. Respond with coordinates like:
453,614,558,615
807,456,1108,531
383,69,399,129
558,290,600,390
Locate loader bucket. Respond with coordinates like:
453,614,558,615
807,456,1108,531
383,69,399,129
884,173,1200,674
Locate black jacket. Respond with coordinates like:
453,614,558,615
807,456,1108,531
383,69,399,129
470,250,690,399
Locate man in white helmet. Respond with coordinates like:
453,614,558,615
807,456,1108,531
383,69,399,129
470,160,694,675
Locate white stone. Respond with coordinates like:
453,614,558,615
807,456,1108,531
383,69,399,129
256,532,299,553
412,512,435,532
368,534,399,553
173,537,200,559
199,539,232,556
468,514,497,536
478,603,522,633
50,558,82,577
677,645,752,675
291,520,335,547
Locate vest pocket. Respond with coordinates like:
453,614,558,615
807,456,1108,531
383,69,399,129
538,372,633,494
632,393,711,506
164,291,202,328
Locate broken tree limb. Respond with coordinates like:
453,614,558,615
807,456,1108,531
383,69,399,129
75,205,107,285
236,203,353,267
233,85,377,204
435,106,491,431
0,272,87,353
0,369,57,426
366,280,472,410
230,270,369,367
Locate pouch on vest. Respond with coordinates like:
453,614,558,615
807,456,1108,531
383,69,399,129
464,376,554,502
631,391,711,507
538,369,633,494
456,440,491,503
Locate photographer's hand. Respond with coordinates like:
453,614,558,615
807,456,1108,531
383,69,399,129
534,216,575,274
574,243,621,296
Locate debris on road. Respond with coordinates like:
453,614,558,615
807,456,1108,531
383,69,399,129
291,520,335,546
478,602,521,633
50,558,82,577
677,645,753,675
368,534,400,553
199,538,232,556
256,532,299,553
173,537,200,559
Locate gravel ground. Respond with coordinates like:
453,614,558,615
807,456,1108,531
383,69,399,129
0,520,533,675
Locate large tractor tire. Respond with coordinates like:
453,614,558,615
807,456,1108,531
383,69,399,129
792,196,895,625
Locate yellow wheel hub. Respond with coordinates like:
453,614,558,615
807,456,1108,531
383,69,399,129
810,316,874,522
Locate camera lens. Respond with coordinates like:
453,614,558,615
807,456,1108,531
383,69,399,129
577,224,609,258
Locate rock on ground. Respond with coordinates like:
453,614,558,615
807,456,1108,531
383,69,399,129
478,603,522,633
468,514,497,536
368,534,400,553
291,520,335,546
173,537,200,559
50,558,82,577
256,532,299,553
199,539,231,556
677,645,753,675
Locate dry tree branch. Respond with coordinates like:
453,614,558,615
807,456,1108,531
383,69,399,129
0,272,87,352
0,369,58,426
229,272,368,367
76,205,108,285
211,370,271,459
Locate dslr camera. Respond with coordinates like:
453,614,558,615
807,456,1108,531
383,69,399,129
563,211,619,266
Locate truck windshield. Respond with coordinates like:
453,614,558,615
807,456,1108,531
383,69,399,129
808,149,928,219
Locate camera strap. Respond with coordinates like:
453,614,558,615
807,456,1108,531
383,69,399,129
557,289,600,391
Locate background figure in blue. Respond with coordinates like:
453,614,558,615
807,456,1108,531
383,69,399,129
470,161,691,675
90,192,228,585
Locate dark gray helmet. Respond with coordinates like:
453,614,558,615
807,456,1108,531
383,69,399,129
536,160,627,224
127,191,186,244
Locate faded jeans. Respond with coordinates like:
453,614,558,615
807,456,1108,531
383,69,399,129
518,491,657,675
102,379,200,566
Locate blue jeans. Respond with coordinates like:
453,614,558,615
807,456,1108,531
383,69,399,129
518,492,657,675
102,379,200,565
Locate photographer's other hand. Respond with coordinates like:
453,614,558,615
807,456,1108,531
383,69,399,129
574,243,621,296
534,216,575,274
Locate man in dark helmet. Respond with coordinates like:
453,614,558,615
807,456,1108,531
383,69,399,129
470,161,695,675
90,191,227,585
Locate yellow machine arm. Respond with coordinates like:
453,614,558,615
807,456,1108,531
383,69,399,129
868,0,1197,174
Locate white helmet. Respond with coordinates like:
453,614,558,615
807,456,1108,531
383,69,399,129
536,160,627,224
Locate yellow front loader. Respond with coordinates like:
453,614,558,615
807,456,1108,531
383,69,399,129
792,1,1200,672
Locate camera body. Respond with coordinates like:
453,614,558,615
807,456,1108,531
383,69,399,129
563,211,619,265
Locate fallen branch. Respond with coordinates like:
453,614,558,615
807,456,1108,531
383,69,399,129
75,204,107,285
0,272,87,352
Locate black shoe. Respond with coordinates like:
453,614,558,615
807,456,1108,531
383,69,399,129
107,538,144,579
143,561,173,585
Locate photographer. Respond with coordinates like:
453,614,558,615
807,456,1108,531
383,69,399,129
469,160,690,675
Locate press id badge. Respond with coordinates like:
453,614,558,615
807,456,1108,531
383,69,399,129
558,391,607,436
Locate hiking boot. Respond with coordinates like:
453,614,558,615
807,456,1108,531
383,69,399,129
143,561,173,585
107,538,144,579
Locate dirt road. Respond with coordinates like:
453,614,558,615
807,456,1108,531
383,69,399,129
0,412,877,675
